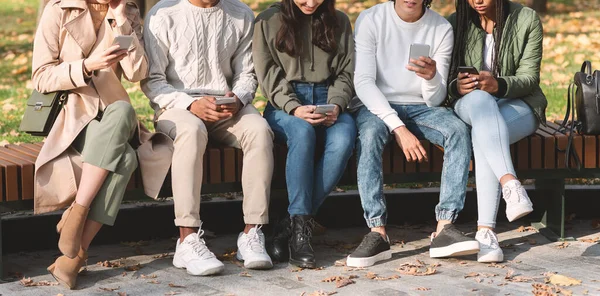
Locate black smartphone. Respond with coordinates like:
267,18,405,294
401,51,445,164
458,66,479,75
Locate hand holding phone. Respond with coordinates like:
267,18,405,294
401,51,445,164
214,96,236,105
313,104,336,115
408,43,430,68
458,66,479,75
406,43,437,81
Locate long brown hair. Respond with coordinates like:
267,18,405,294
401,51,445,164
275,0,339,57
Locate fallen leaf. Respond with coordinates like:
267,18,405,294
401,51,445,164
334,260,346,267
99,287,120,292
20,278,59,287
471,289,479,292
124,264,142,271
459,261,469,266
488,263,507,269
141,274,157,279
516,226,538,233
322,276,344,282
291,267,304,272
296,275,303,281
464,272,479,278
314,266,325,271
335,278,355,288
578,237,600,243
396,260,437,276
475,277,483,283
239,272,252,277
415,287,431,291
168,283,185,288
505,269,533,283
148,280,160,284
307,291,337,296
122,272,127,277
118,293,127,296
366,272,377,279
556,242,570,249
547,274,582,286
165,292,180,296
152,253,172,259
2,103,17,112
97,260,124,268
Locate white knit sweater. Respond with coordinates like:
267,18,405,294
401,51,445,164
141,0,257,111
353,2,454,132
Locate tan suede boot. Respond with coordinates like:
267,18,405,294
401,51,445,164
47,248,88,289
57,202,89,258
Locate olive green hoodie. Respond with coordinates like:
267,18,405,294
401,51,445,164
252,3,355,114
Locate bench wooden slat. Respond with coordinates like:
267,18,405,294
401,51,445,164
535,128,556,169
237,149,244,182
208,149,222,184
517,138,529,170
382,145,391,174
202,152,208,184
510,145,517,167
418,140,431,173
0,159,19,202
529,134,543,169
223,148,236,183
20,143,42,153
583,135,597,169
538,125,567,168
0,152,34,200
392,144,404,174
0,147,37,163
6,144,39,158
32,142,44,148
0,165,3,202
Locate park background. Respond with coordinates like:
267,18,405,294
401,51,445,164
1,0,599,145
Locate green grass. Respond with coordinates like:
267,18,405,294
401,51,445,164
1,0,598,144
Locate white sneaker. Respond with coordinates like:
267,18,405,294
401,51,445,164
503,180,533,222
236,226,273,270
172,226,224,276
475,228,503,263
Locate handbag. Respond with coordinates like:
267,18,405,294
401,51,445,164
19,90,68,137
573,61,600,134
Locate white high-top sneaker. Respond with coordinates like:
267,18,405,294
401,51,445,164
475,228,504,263
502,180,533,222
236,226,273,269
172,226,224,276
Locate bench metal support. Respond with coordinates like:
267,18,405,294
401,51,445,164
532,179,574,241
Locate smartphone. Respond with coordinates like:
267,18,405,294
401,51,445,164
409,43,431,68
214,96,236,105
112,35,134,51
458,66,479,75
313,104,336,115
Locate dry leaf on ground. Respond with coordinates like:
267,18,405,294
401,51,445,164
165,292,180,296
148,280,160,284
124,264,142,271
168,283,185,288
141,274,157,279
99,287,120,292
118,293,127,296
335,278,355,288
505,269,533,283
98,260,124,268
415,287,431,291
239,272,252,277
464,272,479,278
516,226,538,233
307,291,337,296
396,260,438,276
532,283,573,296
153,253,172,259
296,275,303,281
322,276,344,282
20,278,59,287
578,237,599,243
547,274,582,286
291,267,304,272
556,242,570,249
488,263,507,269
365,272,399,281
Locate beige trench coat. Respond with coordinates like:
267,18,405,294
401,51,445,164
32,0,173,214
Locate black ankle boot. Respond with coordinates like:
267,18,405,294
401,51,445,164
289,215,316,269
267,215,291,262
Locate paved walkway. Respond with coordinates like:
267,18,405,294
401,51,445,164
1,221,599,296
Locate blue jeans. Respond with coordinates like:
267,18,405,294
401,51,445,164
454,90,539,228
264,83,357,216
354,104,471,228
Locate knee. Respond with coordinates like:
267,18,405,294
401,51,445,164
242,117,274,149
445,119,472,149
287,121,316,146
461,90,497,112
107,101,136,131
357,119,388,150
176,120,208,143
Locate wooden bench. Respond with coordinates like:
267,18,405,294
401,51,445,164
1,121,599,274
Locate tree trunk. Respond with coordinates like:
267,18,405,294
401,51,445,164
526,0,548,14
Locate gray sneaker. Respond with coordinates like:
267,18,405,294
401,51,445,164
430,224,479,258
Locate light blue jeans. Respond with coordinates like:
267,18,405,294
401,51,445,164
454,90,539,228
263,83,357,216
354,104,472,228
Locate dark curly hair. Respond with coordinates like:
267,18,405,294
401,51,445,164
275,0,339,57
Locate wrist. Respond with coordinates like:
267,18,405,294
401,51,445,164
83,59,92,75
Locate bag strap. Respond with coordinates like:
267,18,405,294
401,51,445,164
582,61,592,76
557,83,581,171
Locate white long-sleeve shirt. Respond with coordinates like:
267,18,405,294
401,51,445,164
141,0,257,112
353,2,454,131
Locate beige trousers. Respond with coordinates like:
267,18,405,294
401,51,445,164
156,105,274,227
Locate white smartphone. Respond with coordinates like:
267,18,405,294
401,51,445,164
314,104,336,115
214,96,236,105
112,35,134,51
409,43,431,68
